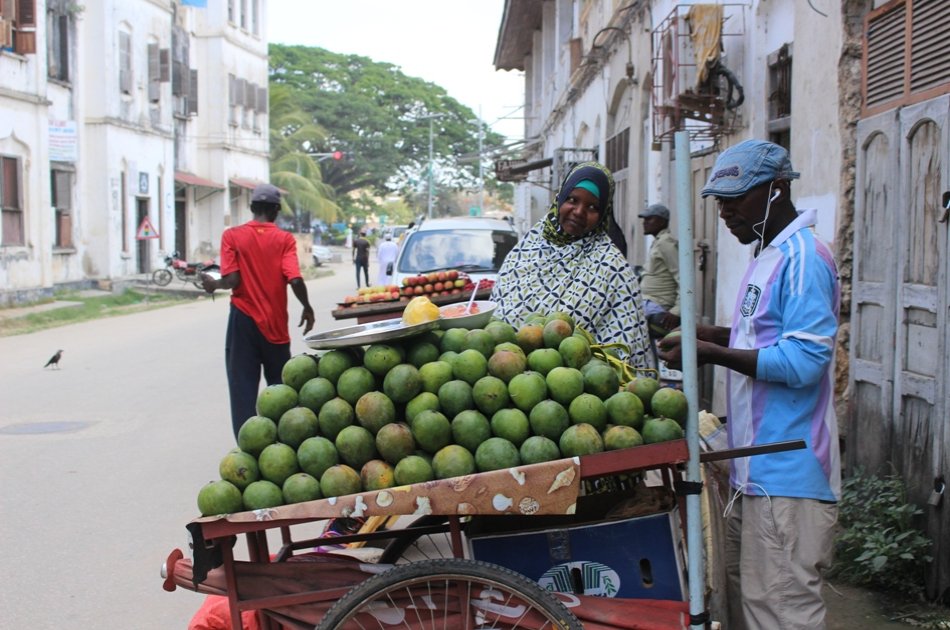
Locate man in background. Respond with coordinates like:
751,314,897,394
637,203,680,337
376,233,399,285
202,184,315,440
352,229,371,289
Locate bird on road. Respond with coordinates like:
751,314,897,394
44,350,64,369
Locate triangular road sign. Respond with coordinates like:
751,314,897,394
136,215,160,240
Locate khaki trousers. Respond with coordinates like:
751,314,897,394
725,494,837,630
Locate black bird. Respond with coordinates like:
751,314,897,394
44,350,63,369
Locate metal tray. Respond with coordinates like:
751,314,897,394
303,317,440,349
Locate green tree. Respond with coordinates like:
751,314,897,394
269,44,507,206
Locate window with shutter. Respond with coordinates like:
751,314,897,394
51,169,73,248
1,155,24,247
119,30,132,94
6,0,36,54
188,69,198,115
864,0,950,116
256,85,267,113
148,43,160,102
159,48,170,82
47,11,70,81
604,128,629,173
228,73,238,125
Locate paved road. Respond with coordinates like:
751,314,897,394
0,260,357,628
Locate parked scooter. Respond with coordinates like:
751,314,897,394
151,251,220,289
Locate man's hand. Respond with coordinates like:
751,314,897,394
199,272,217,294
299,307,315,335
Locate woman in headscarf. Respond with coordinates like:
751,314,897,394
490,161,652,368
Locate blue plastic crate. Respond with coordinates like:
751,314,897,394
468,510,686,600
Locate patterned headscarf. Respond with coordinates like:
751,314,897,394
541,162,615,246
491,161,652,367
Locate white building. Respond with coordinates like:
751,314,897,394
0,0,270,306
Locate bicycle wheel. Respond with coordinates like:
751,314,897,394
152,268,173,286
377,515,458,565
316,558,581,630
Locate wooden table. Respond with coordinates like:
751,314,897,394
331,287,494,324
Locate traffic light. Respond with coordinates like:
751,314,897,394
332,151,343,161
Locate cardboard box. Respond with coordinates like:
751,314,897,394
468,510,686,600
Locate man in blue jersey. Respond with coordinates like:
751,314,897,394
659,140,840,630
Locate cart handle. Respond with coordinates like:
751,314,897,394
699,439,806,463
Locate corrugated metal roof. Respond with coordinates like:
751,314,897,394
493,0,543,71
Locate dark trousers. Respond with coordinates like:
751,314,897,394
225,305,290,440
355,259,369,288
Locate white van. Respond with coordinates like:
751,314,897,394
392,217,519,288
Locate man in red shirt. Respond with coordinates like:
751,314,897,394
202,184,315,439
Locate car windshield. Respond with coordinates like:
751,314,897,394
397,229,519,275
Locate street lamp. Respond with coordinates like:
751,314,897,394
416,113,445,219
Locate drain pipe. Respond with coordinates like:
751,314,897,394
674,130,707,629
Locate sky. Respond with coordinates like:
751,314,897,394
267,0,526,144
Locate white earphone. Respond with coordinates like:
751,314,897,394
769,189,780,203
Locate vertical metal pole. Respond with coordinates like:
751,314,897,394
674,130,705,629
477,107,484,214
427,118,435,219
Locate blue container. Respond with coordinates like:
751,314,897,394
468,510,686,600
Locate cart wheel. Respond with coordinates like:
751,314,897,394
378,515,458,564
152,268,173,286
315,558,582,630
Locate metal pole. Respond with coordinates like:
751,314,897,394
674,130,705,629
477,107,484,214
427,118,435,219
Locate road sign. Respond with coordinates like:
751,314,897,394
136,216,160,240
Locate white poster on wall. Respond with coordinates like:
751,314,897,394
49,120,78,162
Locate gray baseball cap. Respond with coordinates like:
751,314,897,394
701,140,799,198
251,183,281,204
639,203,670,220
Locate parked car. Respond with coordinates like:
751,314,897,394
391,217,519,288
383,224,411,243
311,244,333,266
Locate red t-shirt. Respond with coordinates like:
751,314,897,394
219,221,301,344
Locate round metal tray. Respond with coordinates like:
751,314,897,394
304,317,440,349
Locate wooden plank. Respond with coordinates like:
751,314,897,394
331,287,493,322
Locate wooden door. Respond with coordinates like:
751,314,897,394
853,94,950,599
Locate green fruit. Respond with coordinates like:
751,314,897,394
335,425,378,469
580,357,609,376
243,480,284,510
405,392,441,426
406,341,440,368
319,464,362,498
375,422,416,465
282,472,322,504
604,391,645,431
545,366,585,406
411,409,452,454
603,425,644,451
237,415,278,457
527,348,563,376
493,342,526,359
464,329,496,358
438,379,474,418
432,444,476,479
641,416,685,444
508,371,548,412
491,408,530,446
197,479,243,516
438,350,459,365
542,319,573,349
440,328,468,353
515,324,544,353
419,360,455,394
519,435,561,465
472,375,510,415
475,437,521,472
626,376,661,414
453,348,489,385
394,455,434,486
559,423,604,457
529,399,570,441
277,406,319,449
363,344,404,377
558,335,592,370
281,354,319,391
256,384,298,422
317,350,356,385
354,391,396,434
487,350,527,383
297,436,339,479
360,459,396,490
336,366,376,406
298,377,336,414
383,364,423,404
583,362,621,401
317,397,355,440
545,311,576,329
484,320,517,345
219,450,260,491
451,410,492,453
258,442,299,485
573,327,594,344
567,393,608,432
651,387,688,425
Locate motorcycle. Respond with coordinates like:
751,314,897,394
151,251,221,289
